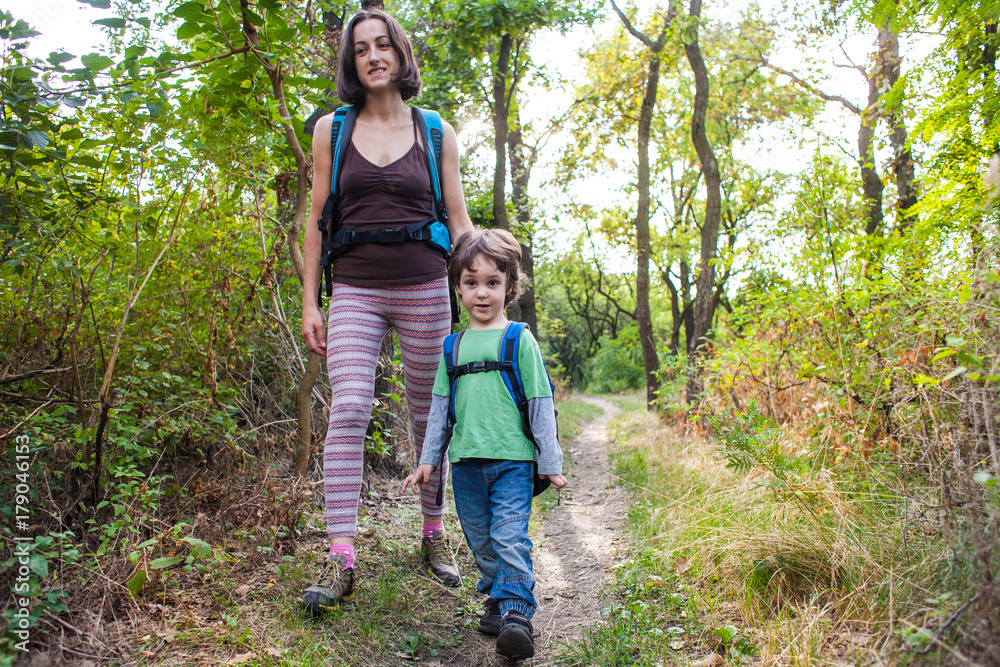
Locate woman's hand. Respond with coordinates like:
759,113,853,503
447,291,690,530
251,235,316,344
302,305,327,357
539,473,568,489
402,464,436,495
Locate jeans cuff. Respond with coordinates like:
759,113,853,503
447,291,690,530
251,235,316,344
500,598,535,619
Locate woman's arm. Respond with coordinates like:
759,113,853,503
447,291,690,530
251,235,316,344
301,113,334,357
439,120,475,242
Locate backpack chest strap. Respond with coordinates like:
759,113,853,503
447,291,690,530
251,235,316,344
447,359,514,379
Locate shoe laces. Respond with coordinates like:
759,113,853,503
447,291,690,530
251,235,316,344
427,534,451,563
315,560,349,589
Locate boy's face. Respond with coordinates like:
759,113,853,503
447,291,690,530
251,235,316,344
456,255,509,330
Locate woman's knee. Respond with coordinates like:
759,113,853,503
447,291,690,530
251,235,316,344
327,398,373,428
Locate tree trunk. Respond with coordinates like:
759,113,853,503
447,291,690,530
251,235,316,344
680,260,694,349
684,0,721,404
664,269,681,356
492,34,513,230
636,50,662,407
860,66,885,237
508,107,537,331
878,23,918,232
294,353,323,477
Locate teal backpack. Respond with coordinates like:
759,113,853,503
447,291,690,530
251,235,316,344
317,105,453,310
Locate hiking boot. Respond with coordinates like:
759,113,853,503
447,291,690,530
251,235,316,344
421,530,461,587
496,611,534,660
477,597,501,636
299,553,354,614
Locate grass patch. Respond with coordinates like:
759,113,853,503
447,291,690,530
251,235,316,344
558,399,976,665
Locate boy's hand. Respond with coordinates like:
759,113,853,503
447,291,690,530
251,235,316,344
539,473,567,489
402,464,436,494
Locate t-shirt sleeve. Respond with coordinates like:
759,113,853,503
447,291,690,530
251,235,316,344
431,352,450,397
517,330,553,400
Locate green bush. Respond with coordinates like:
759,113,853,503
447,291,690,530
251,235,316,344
585,325,645,393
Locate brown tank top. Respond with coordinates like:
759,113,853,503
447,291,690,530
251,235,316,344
331,108,447,287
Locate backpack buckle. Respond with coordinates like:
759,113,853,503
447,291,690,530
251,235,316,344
379,228,406,243
471,361,487,373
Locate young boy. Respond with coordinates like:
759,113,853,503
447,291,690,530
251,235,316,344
402,228,567,660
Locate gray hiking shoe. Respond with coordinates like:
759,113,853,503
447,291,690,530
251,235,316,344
299,553,354,614
421,530,461,587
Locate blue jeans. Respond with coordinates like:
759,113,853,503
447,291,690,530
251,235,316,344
451,459,536,618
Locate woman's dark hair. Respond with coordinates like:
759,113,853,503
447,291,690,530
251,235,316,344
336,9,421,105
449,228,525,307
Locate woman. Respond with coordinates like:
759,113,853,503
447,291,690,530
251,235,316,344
299,8,474,612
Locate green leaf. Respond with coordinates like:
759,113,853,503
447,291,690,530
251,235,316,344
93,18,127,29
176,22,205,40
125,569,146,596
172,1,209,20
25,130,50,149
930,348,956,362
80,53,115,72
29,552,48,577
150,556,183,569
78,0,112,7
47,51,75,65
713,625,738,644
942,366,967,382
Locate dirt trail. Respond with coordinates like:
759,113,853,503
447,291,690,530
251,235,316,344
430,396,625,666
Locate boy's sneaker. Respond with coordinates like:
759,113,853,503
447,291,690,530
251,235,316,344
496,611,534,660
299,553,354,614
477,597,501,636
421,530,461,587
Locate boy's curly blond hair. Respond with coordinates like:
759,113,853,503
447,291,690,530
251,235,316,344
448,228,525,307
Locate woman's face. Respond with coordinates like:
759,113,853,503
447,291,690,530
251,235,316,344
352,19,399,93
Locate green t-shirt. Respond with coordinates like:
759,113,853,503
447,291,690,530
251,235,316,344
432,326,553,463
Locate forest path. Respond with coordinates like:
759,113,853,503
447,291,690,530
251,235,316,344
427,395,626,666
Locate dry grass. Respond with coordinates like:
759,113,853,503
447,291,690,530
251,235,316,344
606,406,981,665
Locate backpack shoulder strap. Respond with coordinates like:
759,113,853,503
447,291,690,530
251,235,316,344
330,105,358,197
498,322,535,447
316,106,358,305
415,108,447,222
443,330,464,428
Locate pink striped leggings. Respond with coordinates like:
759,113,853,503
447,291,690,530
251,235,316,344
324,277,451,539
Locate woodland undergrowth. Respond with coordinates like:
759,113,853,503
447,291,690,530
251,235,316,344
649,242,1000,664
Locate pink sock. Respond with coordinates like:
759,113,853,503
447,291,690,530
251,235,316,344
330,544,354,569
422,521,444,539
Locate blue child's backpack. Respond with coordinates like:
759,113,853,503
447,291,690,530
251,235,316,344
438,321,558,504
316,106,454,316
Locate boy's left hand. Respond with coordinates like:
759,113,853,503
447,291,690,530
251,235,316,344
402,464,436,495
539,474,567,489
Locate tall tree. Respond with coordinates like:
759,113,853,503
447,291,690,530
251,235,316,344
611,0,673,407
681,0,723,402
